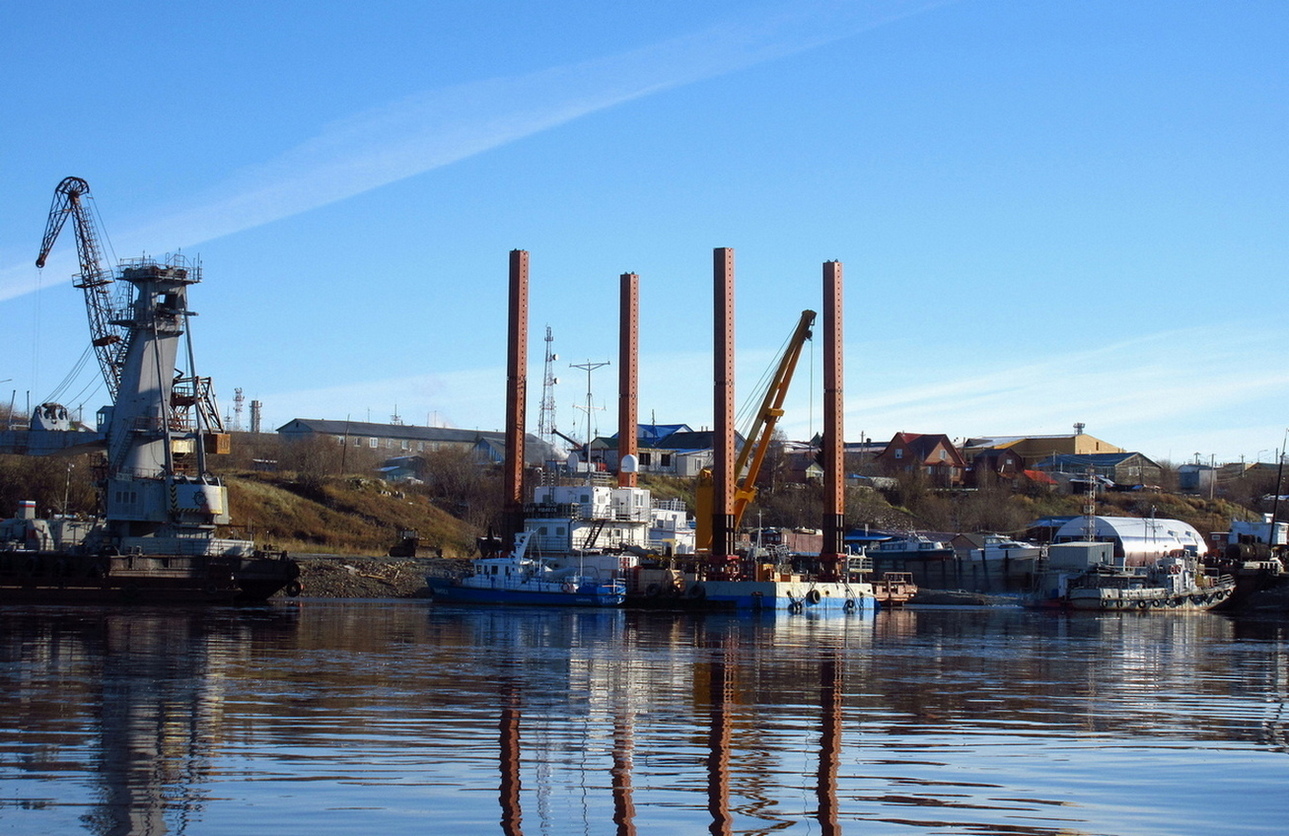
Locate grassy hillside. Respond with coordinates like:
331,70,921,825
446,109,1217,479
223,472,479,557
216,468,1256,558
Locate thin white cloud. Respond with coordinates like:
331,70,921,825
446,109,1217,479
253,324,1285,463
822,326,1288,460
0,0,946,303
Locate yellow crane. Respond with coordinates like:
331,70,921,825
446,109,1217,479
695,309,816,552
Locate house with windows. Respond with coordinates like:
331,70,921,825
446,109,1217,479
874,432,967,487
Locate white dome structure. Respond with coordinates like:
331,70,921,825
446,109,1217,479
1054,516,1208,566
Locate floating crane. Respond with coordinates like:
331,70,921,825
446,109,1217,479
0,177,300,603
35,176,131,399
695,308,817,553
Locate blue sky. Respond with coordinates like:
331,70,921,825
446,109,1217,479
2,0,1285,465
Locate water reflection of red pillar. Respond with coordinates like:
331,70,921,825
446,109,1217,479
499,682,523,836
816,653,843,835
611,714,637,835
707,651,732,836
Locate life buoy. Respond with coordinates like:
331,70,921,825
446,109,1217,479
844,598,856,612
1137,600,1148,609
285,580,303,597
806,589,822,604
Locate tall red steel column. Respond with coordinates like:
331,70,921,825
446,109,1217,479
821,260,845,580
504,249,529,546
713,247,736,564
618,272,639,489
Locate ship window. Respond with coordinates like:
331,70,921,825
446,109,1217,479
539,527,548,536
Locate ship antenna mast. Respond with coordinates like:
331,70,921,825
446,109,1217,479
570,359,609,480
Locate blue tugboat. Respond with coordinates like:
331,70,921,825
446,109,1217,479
427,532,625,607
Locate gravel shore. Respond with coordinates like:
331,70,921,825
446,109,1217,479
282,555,472,598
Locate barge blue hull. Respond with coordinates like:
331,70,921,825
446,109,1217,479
427,578,624,607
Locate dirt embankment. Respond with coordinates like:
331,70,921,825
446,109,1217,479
283,555,472,598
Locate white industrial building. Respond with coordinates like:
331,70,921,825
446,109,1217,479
1053,516,1208,566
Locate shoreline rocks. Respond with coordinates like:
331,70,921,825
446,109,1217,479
282,555,472,599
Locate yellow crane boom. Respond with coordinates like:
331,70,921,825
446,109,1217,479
696,309,816,551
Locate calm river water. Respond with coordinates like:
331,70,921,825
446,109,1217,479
1,601,1287,835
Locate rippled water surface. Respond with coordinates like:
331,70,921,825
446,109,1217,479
1,602,1287,835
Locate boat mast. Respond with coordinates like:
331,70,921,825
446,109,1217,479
570,359,608,484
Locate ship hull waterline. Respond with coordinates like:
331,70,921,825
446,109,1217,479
427,578,624,607
685,580,878,612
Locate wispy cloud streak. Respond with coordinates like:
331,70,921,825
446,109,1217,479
0,0,945,302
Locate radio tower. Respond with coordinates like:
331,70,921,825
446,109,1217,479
538,325,560,447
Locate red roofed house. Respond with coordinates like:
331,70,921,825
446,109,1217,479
875,432,967,487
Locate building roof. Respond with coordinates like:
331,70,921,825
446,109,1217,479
644,430,746,451
278,418,557,460
1032,452,1158,470
279,418,508,443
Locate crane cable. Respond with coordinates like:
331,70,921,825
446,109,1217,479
42,343,95,405
735,325,799,434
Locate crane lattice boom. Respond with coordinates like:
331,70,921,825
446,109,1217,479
35,176,130,398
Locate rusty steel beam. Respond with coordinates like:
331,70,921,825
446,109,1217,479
713,247,736,562
618,272,639,489
821,260,845,572
503,249,529,545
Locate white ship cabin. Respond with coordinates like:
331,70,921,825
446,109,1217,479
526,484,694,556
649,499,695,555
1224,514,1288,547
